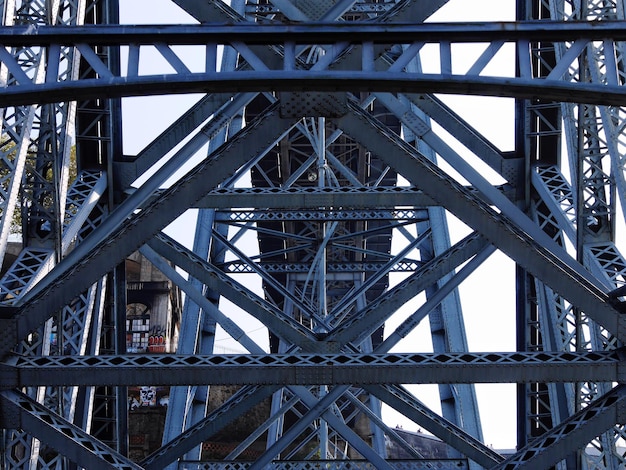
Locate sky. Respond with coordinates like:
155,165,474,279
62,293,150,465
118,0,536,451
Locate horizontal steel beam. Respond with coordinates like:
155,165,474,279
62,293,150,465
2,73,625,108
3,21,626,108
3,351,623,387
220,208,427,222
3,21,626,45
221,260,422,274
175,460,469,470
191,186,437,209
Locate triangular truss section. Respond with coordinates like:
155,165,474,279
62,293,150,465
1,1,626,469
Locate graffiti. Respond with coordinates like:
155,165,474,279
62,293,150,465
139,386,157,407
148,334,165,345
149,324,166,336
129,389,168,409
148,324,166,352
129,394,140,410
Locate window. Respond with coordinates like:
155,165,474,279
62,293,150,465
126,303,150,353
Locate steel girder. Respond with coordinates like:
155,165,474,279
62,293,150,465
0,389,141,470
515,1,626,468
2,350,625,387
1,0,626,469
2,23,626,107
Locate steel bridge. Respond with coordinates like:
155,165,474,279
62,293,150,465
1,0,626,469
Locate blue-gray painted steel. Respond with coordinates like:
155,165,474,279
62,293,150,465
2,0,626,468
5,350,622,386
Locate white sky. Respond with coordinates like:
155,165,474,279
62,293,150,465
118,0,544,451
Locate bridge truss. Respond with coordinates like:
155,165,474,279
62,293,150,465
1,0,626,469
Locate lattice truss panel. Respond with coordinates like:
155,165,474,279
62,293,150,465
1,0,626,469
523,1,626,469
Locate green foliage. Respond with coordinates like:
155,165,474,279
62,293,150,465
0,134,77,235
0,135,21,234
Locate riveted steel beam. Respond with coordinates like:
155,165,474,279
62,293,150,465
365,384,505,469
194,186,436,209
3,104,298,357
2,72,626,108
335,101,626,343
0,390,142,470
6,351,623,386
494,385,626,470
3,22,626,47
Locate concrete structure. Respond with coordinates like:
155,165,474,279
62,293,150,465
125,251,181,355
1,1,626,469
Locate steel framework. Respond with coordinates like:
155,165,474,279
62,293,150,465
1,0,626,469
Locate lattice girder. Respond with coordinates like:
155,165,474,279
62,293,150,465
0,389,141,470
3,23,626,107
2,350,624,387
2,1,626,469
